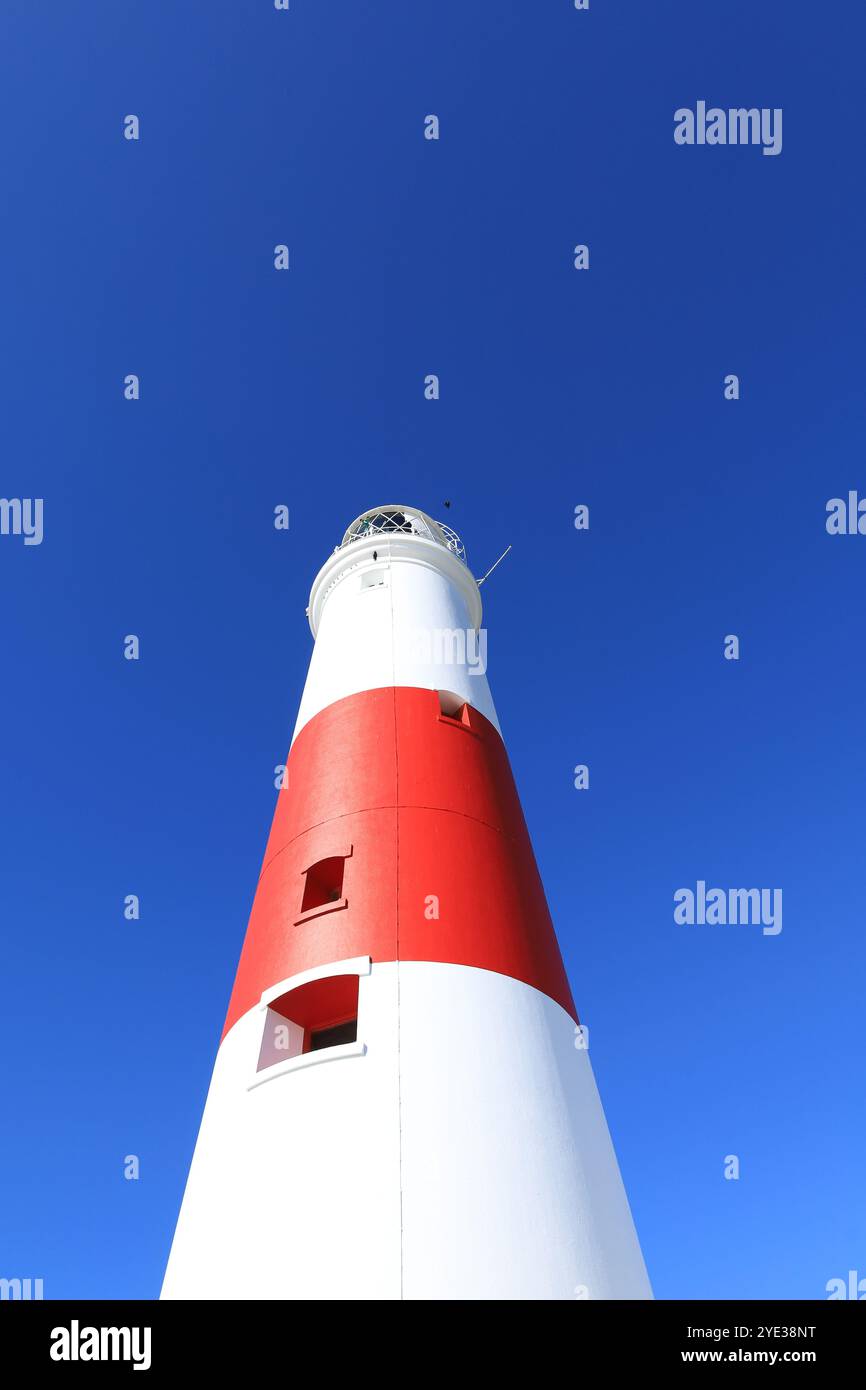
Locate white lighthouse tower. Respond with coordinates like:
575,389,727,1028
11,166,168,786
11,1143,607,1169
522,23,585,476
162,506,651,1300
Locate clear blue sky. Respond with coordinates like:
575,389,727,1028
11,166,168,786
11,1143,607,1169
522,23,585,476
1,1,863,1300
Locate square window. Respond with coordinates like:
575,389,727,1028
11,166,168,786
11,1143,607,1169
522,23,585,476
257,974,360,1073
301,856,346,914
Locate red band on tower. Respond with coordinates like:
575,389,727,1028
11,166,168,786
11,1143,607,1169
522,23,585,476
223,685,576,1037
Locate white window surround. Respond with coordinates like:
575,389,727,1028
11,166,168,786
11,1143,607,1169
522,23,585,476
249,956,372,1091
248,1040,367,1091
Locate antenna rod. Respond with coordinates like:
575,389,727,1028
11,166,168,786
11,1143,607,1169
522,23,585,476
476,544,512,587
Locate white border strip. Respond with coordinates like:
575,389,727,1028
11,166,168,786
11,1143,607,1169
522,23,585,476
248,1041,368,1091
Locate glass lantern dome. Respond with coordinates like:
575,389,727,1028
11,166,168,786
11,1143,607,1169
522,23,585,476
339,506,467,565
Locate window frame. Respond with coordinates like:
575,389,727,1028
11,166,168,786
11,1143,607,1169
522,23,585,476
436,691,481,737
248,955,371,1090
293,846,352,926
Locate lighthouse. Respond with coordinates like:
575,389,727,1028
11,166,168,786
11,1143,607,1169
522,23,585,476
162,506,651,1300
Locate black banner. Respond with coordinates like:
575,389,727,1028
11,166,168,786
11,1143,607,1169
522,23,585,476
1,1298,861,1374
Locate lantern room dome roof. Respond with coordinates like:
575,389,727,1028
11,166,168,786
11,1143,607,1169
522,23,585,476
340,506,466,565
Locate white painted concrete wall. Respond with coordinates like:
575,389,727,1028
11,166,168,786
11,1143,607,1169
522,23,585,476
293,535,499,743
161,962,651,1300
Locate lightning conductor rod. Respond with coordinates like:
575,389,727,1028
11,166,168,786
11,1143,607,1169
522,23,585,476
475,544,512,588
